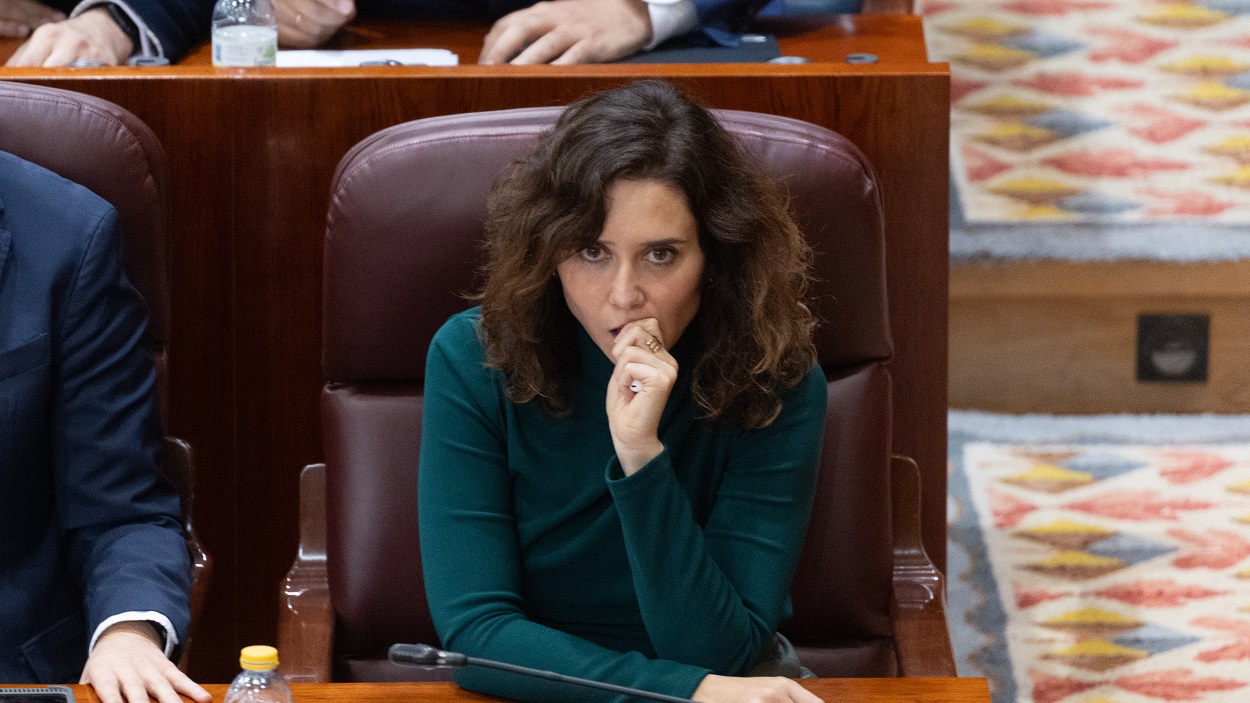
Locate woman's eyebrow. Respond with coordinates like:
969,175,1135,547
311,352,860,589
592,236,690,249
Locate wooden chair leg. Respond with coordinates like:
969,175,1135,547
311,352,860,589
162,437,212,673
278,463,334,683
889,454,956,677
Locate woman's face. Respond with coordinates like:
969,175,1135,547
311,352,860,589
556,178,705,360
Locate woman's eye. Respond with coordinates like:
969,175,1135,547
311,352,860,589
647,248,675,264
580,246,605,262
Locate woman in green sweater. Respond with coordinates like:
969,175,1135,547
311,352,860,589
418,79,828,703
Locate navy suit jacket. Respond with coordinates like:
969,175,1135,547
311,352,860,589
87,0,766,64
0,151,191,683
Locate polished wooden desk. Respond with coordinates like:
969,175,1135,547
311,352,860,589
53,679,990,703
0,16,948,682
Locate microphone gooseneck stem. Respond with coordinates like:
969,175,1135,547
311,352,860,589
463,656,696,703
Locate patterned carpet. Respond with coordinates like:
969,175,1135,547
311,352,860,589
948,412,1250,703
923,0,1250,260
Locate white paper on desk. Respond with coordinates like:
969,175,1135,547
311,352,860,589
276,49,459,67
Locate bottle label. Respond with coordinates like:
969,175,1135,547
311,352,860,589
213,25,278,67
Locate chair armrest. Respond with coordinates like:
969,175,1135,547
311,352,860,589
860,0,915,12
278,463,334,683
889,454,957,677
161,437,212,673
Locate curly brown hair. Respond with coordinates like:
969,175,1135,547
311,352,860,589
476,80,817,429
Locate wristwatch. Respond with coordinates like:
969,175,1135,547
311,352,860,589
103,3,141,51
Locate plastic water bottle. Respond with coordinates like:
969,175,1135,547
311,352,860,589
211,0,277,67
223,646,293,703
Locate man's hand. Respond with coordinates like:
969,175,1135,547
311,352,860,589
479,0,651,65
5,7,131,66
0,0,64,38
80,621,212,703
274,0,354,48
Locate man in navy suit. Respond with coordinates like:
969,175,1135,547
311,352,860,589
0,150,211,703
3,0,764,66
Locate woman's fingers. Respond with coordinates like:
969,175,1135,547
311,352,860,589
609,317,675,395
692,675,826,703
610,345,676,392
605,320,678,475
610,317,666,363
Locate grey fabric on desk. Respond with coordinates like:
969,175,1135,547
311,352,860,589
618,33,781,63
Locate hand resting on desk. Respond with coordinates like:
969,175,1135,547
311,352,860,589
276,0,656,64
79,621,211,703
275,0,355,49
5,6,131,66
694,675,825,703
479,0,651,64
4,0,656,65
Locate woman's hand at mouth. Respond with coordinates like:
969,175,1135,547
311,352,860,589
607,318,677,475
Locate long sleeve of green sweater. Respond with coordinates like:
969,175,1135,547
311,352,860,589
418,309,826,703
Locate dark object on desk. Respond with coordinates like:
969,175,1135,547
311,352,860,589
388,644,696,703
0,687,76,703
760,0,861,14
618,32,781,63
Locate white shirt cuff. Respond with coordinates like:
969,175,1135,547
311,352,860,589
69,0,165,59
89,612,180,659
642,0,698,50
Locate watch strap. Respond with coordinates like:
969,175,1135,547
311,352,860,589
104,3,141,51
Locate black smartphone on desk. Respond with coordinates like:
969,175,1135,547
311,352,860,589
0,687,75,703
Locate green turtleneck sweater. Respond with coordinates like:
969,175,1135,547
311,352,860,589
418,307,826,703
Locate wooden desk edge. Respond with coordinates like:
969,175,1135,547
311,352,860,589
8,679,990,703
0,63,947,80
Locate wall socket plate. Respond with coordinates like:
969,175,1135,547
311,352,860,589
1137,313,1209,383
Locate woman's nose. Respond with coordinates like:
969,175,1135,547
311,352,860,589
607,265,644,308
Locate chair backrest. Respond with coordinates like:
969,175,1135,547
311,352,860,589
323,103,895,680
0,81,206,668
0,81,172,419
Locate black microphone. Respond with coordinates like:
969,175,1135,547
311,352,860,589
388,643,696,703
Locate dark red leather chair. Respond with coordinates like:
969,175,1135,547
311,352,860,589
0,81,211,671
279,102,954,682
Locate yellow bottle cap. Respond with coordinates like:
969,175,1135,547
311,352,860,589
239,645,279,670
